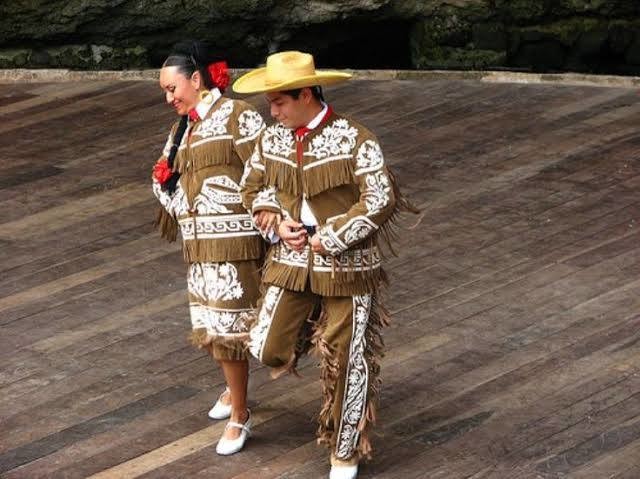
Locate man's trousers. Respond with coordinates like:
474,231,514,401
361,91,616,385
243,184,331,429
248,284,387,461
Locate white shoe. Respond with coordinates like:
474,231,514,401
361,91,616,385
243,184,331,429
208,387,231,420
329,464,358,479
215,410,252,456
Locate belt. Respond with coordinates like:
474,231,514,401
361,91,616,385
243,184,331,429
302,225,317,236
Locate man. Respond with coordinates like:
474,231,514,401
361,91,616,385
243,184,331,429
235,51,412,479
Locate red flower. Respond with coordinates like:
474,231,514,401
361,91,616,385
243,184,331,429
208,61,230,91
188,108,200,122
153,158,173,184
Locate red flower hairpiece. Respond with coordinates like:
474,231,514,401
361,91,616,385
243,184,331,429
208,61,230,91
153,158,173,185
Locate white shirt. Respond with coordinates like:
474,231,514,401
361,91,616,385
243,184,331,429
265,102,328,244
300,102,328,227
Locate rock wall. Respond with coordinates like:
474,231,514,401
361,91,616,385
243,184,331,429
1,0,639,74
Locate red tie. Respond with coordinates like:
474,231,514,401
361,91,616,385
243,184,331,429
294,106,333,166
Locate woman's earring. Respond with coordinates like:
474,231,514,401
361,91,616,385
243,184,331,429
199,89,213,104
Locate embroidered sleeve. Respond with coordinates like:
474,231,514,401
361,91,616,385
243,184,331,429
151,131,176,214
240,141,282,216
233,104,266,163
317,137,396,255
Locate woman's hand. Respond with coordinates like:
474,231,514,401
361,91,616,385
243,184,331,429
278,219,308,252
253,211,280,234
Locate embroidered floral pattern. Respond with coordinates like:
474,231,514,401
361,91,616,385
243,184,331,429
354,140,384,176
262,124,295,158
188,262,244,303
364,171,391,215
335,294,371,459
194,100,234,138
307,119,358,159
248,286,284,360
190,305,253,336
237,110,265,144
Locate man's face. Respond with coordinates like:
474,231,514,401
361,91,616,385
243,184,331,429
265,91,308,129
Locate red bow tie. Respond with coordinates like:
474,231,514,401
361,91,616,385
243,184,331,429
188,109,200,122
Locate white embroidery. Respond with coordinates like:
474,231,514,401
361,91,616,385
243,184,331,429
355,140,384,176
237,110,265,144
262,124,295,158
364,170,391,215
188,262,244,303
179,214,259,240
194,100,234,139
190,305,253,336
192,176,242,215
318,225,348,255
335,216,378,245
252,186,280,212
335,294,371,459
162,132,172,157
153,180,189,217
248,286,284,360
312,247,381,273
273,243,309,268
307,119,358,160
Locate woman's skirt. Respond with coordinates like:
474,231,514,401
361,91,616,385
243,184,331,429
187,259,261,360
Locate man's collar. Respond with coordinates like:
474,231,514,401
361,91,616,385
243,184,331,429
305,101,328,130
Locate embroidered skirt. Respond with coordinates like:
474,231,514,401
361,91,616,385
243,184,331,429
187,259,261,361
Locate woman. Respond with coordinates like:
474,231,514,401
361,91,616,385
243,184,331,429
152,41,265,455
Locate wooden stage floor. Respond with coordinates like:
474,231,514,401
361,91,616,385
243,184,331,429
0,78,639,479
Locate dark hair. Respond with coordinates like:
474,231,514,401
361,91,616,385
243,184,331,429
281,86,325,102
163,40,222,91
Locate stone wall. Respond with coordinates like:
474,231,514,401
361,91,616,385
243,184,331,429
1,0,639,74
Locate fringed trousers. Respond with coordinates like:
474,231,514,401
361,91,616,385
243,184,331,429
248,284,386,461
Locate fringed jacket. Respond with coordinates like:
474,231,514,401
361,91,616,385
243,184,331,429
153,96,265,263
241,110,401,296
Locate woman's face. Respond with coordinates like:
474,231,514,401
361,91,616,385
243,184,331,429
159,65,201,116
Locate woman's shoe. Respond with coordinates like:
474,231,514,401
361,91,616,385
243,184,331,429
208,387,231,420
215,410,252,456
329,464,358,479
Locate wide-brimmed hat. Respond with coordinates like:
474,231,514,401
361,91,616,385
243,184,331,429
233,51,352,94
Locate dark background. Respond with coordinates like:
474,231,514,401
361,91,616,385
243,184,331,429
1,0,639,75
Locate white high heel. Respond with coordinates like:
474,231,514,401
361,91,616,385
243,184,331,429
207,386,231,420
215,410,252,456
329,463,358,479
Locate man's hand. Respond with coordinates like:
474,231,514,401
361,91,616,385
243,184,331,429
278,219,308,252
310,234,327,255
253,211,280,234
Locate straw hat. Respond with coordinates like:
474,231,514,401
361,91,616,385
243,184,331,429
233,51,352,94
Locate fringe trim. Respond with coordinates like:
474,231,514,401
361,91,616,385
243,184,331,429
263,263,308,292
313,295,390,462
189,328,248,361
311,269,387,296
182,237,264,263
304,158,354,198
375,167,421,258
313,307,339,450
356,295,389,461
265,160,299,196
175,147,231,173
154,207,178,242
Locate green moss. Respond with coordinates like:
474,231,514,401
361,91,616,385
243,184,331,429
414,46,507,70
